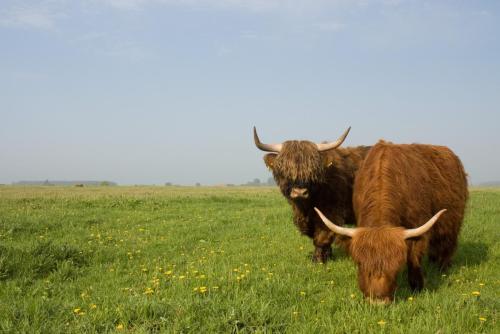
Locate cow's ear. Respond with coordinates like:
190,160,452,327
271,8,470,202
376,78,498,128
323,154,335,168
264,154,277,171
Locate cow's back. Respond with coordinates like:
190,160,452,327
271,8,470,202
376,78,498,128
353,140,468,230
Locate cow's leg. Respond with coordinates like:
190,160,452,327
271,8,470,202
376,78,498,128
407,241,425,291
312,229,335,263
407,260,424,292
429,235,457,272
428,211,462,271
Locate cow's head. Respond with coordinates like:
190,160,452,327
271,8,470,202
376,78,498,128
314,208,447,303
253,127,350,202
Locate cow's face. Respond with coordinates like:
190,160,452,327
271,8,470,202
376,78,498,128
314,208,447,304
254,127,351,202
264,141,327,201
350,227,407,303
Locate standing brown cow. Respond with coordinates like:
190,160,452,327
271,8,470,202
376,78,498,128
315,140,468,303
254,127,371,262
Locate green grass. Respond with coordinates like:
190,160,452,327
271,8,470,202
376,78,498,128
0,186,498,333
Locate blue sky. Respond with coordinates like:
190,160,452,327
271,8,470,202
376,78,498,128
1,0,499,185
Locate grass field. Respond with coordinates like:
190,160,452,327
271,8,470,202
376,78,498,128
0,186,498,333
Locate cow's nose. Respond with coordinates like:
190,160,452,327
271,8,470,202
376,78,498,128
290,187,309,199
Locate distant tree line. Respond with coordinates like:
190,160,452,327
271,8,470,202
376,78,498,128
243,177,275,186
164,177,276,187
12,180,117,186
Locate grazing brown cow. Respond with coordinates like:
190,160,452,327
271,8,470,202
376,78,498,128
315,140,468,303
254,127,371,262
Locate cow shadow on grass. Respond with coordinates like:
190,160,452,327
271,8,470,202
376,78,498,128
451,241,490,268
395,241,489,301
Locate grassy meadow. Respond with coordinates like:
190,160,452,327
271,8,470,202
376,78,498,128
0,186,498,333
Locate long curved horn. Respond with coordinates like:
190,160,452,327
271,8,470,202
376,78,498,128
316,126,351,152
314,207,356,237
403,209,447,239
253,127,282,153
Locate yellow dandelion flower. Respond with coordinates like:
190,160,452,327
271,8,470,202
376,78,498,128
472,291,481,296
408,297,414,301
377,320,386,326
90,304,97,309
179,275,186,279
350,294,355,299
73,308,81,314
116,324,124,330
479,317,487,322
300,291,306,296
479,283,485,287
143,288,154,295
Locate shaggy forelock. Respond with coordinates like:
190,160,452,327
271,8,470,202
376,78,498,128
274,141,325,183
350,227,407,275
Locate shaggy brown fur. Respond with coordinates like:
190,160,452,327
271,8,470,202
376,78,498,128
272,141,326,183
344,140,468,302
264,140,371,262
